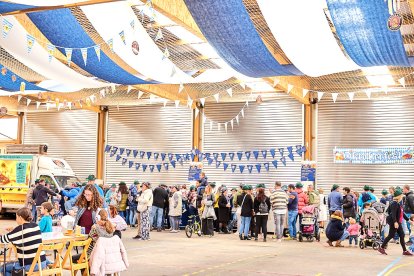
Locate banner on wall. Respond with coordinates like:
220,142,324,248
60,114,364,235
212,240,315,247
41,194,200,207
333,147,414,164
301,161,316,182
188,162,203,181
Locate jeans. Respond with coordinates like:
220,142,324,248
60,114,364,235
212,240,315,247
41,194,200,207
349,235,358,245
31,205,37,222
288,210,298,238
151,206,164,229
128,208,137,226
118,211,126,221
405,213,412,233
409,236,414,252
170,216,180,230
239,216,251,237
64,198,76,212
1,260,48,276
274,213,286,239
340,230,350,241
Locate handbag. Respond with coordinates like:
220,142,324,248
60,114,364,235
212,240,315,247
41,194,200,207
11,225,25,276
236,195,247,216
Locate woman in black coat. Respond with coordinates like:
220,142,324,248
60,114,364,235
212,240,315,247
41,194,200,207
342,187,356,220
326,210,349,247
218,188,230,234
379,188,412,256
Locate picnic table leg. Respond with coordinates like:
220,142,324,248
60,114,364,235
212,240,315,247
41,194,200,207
3,245,7,276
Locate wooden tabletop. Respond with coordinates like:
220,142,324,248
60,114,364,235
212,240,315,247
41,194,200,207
41,232,88,244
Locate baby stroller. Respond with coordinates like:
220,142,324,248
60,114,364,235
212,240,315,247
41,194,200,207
359,207,384,250
298,205,320,242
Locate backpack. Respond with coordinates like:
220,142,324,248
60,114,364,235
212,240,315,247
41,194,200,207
361,192,371,203
259,200,268,214
372,202,386,213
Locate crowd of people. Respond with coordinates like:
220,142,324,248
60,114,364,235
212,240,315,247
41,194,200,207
2,172,414,275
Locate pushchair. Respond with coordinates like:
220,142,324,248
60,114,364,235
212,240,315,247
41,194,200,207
298,205,320,242
359,208,384,250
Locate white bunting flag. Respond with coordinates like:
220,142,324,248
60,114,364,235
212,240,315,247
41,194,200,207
195,108,199,118
241,109,245,118
230,119,234,130
317,91,324,101
240,82,246,89
303,88,309,98
200,98,205,106
179,83,184,93
170,66,176,77
26,34,35,54
68,102,72,110
209,120,213,130
213,93,219,103
332,93,338,103
287,84,293,94
224,122,228,133
81,48,88,66
119,30,126,45
138,90,144,99
365,90,371,99
99,89,105,98
46,103,50,111
94,45,101,61
226,88,233,97
57,103,61,111
26,99,31,106
130,20,135,30
17,95,22,102
175,100,180,108
155,29,163,41
107,39,114,52
163,99,168,107
246,100,249,107
79,100,83,108
236,115,239,125
398,77,405,87
127,86,132,94
187,95,193,107
162,48,170,60
36,101,41,109
111,84,116,93
65,48,72,66
47,44,55,63
273,78,280,87
348,92,355,102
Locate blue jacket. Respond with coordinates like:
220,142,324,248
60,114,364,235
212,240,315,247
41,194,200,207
357,192,377,209
61,187,80,200
326,215,346,241
287,191,298,211
328,191,343,212
128,185,138,208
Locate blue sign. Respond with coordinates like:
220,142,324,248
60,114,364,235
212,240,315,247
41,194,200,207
188,163,203,181
301,162,316,182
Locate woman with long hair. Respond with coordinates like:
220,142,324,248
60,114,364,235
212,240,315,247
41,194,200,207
117,182,129,221
136,182,153,241
71,184,103,234
201,185,216,236
254,185,271,242
109,205,128,238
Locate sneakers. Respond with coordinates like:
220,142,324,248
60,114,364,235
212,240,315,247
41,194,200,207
239,234,243,240
378,247,387,255
133,235,141,239
403,251,413,256
244,236,252,240
170,230,178,233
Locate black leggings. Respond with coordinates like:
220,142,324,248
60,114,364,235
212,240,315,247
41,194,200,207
255,215,268,239
381,223,407,251
202,218,214,236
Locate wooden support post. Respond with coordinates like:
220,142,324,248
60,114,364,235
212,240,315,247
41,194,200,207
96,107,107,179
304,104,312,160
192,105,203,158
16,112,24,144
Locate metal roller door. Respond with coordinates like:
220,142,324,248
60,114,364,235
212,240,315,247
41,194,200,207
316,96,414,193
23,110,98,179
202,98,303,188
105,105,192,186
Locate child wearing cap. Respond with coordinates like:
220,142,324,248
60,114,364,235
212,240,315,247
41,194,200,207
380,189,390,205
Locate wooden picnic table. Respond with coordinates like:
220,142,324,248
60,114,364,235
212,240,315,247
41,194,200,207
41,232,88,244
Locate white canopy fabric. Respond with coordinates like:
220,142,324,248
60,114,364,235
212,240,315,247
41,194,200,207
0,16,108,91
81,1,232,84
257,0,359,77
6,0,92,6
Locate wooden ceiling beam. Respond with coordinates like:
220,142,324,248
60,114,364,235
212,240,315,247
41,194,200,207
264,77,310,105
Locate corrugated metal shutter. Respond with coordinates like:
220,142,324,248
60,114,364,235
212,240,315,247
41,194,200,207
316,97,414,193
202,99,303,188
105,105,192,186
23,110,98,179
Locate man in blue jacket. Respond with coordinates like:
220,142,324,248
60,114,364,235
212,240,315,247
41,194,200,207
62,182,81,212
287,184,298,240
328,184,343,215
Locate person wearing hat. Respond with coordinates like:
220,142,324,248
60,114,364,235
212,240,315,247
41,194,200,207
136,182,153,240
105,184,118,206
117,182,129,221
127,181,140,227
236,185,254,240
379,187,413,256
85,175,104,197
328,184,342,216
217,187,230,234
270,181,288,241
380,189,390,205
295,182,309,226
168,185,182,233
358,185,377,211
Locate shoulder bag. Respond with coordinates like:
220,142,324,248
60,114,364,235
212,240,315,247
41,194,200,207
11,225,25,276
236,195,247,216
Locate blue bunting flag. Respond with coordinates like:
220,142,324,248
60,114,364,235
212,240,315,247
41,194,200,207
195,149,200,155
140,151,145,159
135,163,141,170
198,153,203,161
269,148,276,158
213,153,219,160
163,163,169,171
205,153,211,160
171,160,176,168
110,151,115,157
237,151,243,161
142,164,148,172
280,156,286,166
221,152,227,161
168,153,173,160
288,152,294,161
231,164,237,172
119,148,125,155
161,153,166,161
278,148,284,157
216,161,221,168
223,163,229,171
287,146,293,154
149,165,155,172
129,161,134,168
239,165,245,173
247,165,253,173
261,150,267,159
272,160,278,168
245,151,251,160
175,154,182,161
105,145,112,152
116,155,122,161
253,150,259,160
133,150,138,158
208,158,214,165
126,149,131,156
263,162,270,171
122,158,127,165
154,152,159,160
255,164,261,173
156,164,162,172
147,152,152,160
229,152,235,160
112,146,118,154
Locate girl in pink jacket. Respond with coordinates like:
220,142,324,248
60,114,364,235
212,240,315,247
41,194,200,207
347,218,361,246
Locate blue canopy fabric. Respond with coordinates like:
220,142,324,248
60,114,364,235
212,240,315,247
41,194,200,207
326,0,409,67
0,64,46,91
28,9,151,85
184,0,301,77
0,2,35,14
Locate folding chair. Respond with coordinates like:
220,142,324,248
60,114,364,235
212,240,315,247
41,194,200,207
0,244,17,263
62,238,92,276
26,242,65,276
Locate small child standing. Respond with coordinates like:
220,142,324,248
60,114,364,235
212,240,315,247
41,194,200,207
38,202,53,233
347,218,361,247
409,215,414,253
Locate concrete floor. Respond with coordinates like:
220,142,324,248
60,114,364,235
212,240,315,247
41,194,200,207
1,216,413,276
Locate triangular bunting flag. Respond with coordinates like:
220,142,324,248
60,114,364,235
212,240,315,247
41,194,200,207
168,153,173,161
365,90,371,99
94,45,101,61
207,158,214,165
213,153,219,160
140,151,145,159
253,150,259,160
2,18,13,38
398,77,405,87
280,156,287,166
99,89,106,98
240,82,246,89
217,123,221,131
122,158,127,165
119,148,125,155
116,155,122,162
17,95,22,103
80,48,88,65
187,95,193,107
269,148,276,158
119,30,126,45
161,153,166,161
149,165,155,172
133,150,138,158
127,86,132,94
26,34,35,54
179,83,184,93
138,90,144,99
154,152,159,160
107,39,114,52
200,98,205,106
287,146,293,154
348,92,355,102
241,109,244,118
317,91,324,101
146,152,152,160
263,162,270,171
279,148,284,157
273,78,280,87
156,164,162,172
237,151,243,161
245,151,251,160
223,163,229,171
239,165,245,173
175,100,180,108
36,101,41,109
261,150,267,159
287,84,293,94
226,88,233,97
332,93,338,103
231,164,237,172
163,163,169,171
142,164,148,172
221,152,227,161
224,122,228,133
111,84,116,93
216,161,221,168
135,163,141,170
129,161,134,168
288,152,295,161
162,48,170,59
213,93,220,103
235,115,239,125
105,145,112,152
130,20,135,30
163,99,168,107
247,165,253,173
155,29,163,41
64,48,72,66
255,164,261,173
229,152,235,160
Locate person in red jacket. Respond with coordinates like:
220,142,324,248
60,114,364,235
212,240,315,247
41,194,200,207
295,182,309,226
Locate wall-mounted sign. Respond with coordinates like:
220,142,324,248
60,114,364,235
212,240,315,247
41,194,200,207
301,161,316,182
333,147,414,164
